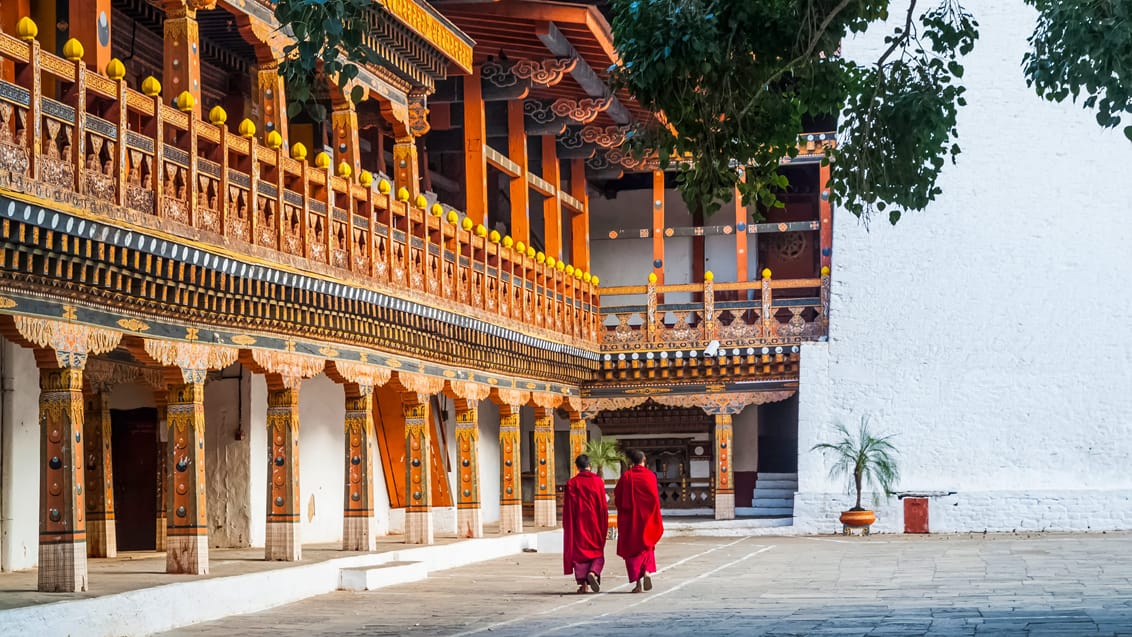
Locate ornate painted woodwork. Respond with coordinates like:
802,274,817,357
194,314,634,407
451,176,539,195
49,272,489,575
265,384,301,560
402,395,433,544
162,1,203,118
154,405,168,552
714,414,735,520
532,407,556,527
165,381,209,574
81,388,116,558
569,418,587,476
343,389,377,551
454,397,482,539
498,404,523,535
37,367,88,592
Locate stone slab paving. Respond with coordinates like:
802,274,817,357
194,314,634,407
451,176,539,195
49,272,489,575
158,533,1132,637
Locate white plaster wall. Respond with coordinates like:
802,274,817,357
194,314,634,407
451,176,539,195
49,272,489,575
796,1,1132,533
477,400,501,524
0,342,39,571
298,374,345,544
248,374,267,547
203,370,251,547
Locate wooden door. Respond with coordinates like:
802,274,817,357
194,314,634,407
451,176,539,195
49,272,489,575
111,408,157,550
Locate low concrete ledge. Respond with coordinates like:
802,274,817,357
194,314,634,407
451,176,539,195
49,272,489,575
0,530,564,637
339,561,427,591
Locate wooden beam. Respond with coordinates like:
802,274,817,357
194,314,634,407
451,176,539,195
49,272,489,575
542,136,563,260
463,67,488,223
652,170,665,283
569,158,590,271
508,100,530,244
820,162,832,270
71,0,111,72
735,171,748,282
527,172,556,198
485,144,521,178
536,21,630,125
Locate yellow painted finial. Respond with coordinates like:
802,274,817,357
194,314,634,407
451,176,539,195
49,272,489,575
821,265,831,276
502,236,513,249
546,256,557,269
208,105,227,126
377,179,391,195
16,17,38,41
762,268,772,280
648,272,658,284
592,275,600,286
266,131,283,149
291,142,308,161
314,152,331,169
556,260,565,272
565,265,575,276
475,223,487,238
489,229,501,243
415,193,428,209
237,118,256,138
583,272,592,283
62,38,84,62
704,270,714,282
396,187,410,202
141,76,161,97
573,268,582,279
516,241,526,254
337,161,352,178
526,246,536,258
446,210,458,224
360,170,374,187
176,90,195,113
430,202,444,217
106,58,126,81
461,217,474,231
536,251,546,264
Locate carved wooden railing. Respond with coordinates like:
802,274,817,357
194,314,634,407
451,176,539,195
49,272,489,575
0,26,598,347
598,272,830,352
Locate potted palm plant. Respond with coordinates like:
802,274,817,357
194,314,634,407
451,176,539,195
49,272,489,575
582,438,626,478
811,416,900,535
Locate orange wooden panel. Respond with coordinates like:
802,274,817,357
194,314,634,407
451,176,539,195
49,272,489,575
464,68,488,224
652,170,665,283
569,158,589,271
373,384,453,509
508,100,530,244
542,135,562,259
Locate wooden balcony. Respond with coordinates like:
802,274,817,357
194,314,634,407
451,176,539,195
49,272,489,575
595,274,829,382
0,29,597,348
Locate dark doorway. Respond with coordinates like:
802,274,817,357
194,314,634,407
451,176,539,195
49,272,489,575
111,407,158,550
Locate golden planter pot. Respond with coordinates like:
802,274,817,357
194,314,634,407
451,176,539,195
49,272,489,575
839,509,877,529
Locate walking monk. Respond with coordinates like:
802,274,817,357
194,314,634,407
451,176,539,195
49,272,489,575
614,449,664,593
562,454,609,593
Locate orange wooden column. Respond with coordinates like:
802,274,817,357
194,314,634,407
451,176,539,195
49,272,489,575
161,1,202,117
714,413,735,520
735,170,749,282
819,163,833,270
342,389,377,551
463,68,487,224
70,0,111,72
265,383,301,561
166,381,210,574
0,0,29,81
569,415,587,476
83,390,116,558
569,158,590,272
454,398,483,538
256,64,289,144
403,394,434,544
652,170,665,283
542,136,562,260
37,367,88,592
498,404,523,534
532,407,556,527
508,100,530,244
332,100,361,178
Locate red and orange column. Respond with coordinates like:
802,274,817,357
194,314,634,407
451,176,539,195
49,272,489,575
533,407,556,527
403,394,434,544
38,367,88,591
83,389,116,558
498,404,523,534
508,100,530,245
713,413,735,520
454,398,483,538
266,383,301,561
569,414,588,476
161,0,202,117
165,380,209,573
343,388,377,551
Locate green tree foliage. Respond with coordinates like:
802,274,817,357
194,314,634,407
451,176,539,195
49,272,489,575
811,416,900,510
273,0,374,120
608,0,977,224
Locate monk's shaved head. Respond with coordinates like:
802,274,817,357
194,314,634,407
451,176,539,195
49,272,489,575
628,449,645,465
575,454,591,470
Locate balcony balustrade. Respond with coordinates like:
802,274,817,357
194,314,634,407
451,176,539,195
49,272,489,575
0,26,597,347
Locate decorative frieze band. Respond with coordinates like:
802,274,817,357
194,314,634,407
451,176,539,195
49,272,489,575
12,316,122,369
144,339,240,384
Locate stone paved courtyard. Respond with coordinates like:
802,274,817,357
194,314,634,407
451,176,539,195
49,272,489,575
159,532,1132,637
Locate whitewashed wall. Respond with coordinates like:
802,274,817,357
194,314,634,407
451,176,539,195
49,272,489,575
0,341,39,571
477,400,502,525
204,371,251,547
796,0,1132,533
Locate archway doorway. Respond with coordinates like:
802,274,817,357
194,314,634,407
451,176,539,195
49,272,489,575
111,407,158,550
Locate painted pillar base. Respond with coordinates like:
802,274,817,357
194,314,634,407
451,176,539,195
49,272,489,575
166,535,209,575
87,519,117,558
499,503,523,535
534,499,557,528
265,521,302,561
715,492,736,520
38,541,88,592
406,510,434,545
457,507,483,539
155,517,167,552
342,516,377,552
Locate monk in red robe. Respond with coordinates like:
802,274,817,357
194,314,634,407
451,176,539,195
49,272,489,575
562,454,608,593
614,448,664,593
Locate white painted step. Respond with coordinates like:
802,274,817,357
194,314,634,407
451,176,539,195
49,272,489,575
753,497,794,508
755,480,797,491
749,507,795,516
339,561,427,591
756,472,798,481
753,487,796,499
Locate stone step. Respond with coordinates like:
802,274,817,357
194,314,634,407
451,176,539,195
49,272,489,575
339,561,427,592
756,472,798,481
753,487,796,499
753,497,794,509
749,507,795,517
754,480,798,491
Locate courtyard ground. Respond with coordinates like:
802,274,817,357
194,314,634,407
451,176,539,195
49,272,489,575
158,532,1132,637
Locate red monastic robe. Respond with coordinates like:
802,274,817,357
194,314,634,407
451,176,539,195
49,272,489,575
562,469,609,574
614,465,664,561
